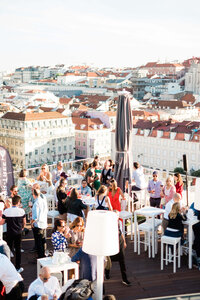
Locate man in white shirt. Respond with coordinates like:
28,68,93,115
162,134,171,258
132,162,146,191
51,161,63,185
31,189,48,258
0,253,24,299
28,266,61,300
162,193,181,232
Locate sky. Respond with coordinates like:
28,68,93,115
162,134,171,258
0,0,200,71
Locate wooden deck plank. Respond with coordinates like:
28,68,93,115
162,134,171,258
15,228,200,300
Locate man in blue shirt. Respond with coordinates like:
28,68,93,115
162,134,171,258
31,188,48,258
72,248,97,282
79,179,92,197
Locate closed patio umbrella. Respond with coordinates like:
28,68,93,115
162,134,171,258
114,92,133,192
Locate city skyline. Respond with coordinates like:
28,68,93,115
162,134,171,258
0,0,200,71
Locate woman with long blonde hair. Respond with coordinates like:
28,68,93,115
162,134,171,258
108,179,126,211
164,202,187,242
160,175,175,207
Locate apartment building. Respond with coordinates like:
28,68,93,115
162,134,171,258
111,120,200,173
72,117,111,159
0,111,75,168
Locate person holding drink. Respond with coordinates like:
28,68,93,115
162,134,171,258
147,171,163,208
160,176,175,208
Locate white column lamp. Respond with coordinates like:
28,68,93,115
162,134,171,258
83,210,119,300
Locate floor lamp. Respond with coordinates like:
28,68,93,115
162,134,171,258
83,210,119,300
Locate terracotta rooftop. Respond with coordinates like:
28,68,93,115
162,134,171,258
181,93,196,104
153,100,190,109
104,111,117,116
59,98,72,105
72,117,107,131
76,94,110,102
2,111,66,121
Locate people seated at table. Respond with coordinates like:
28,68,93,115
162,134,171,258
130,162,146,201
105,211,131,286
37,164,52,187
79,161,89,177
31,188,48,258
108,179,125,211
51,219,70,252
27,266,61,300
0,195,26,273
79,179,92,196
100,160,113,186
56,178,68,219
164,202,187,244
162,193,181,232
174,173,184,199
51,161,63,185
190,202,200,269
17,169,32,216
68,217,85,257
147,171,162,208
65,188,89,219
160,176,175,207
0,253,24,300
95,185,113,211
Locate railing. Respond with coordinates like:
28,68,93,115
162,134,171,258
9,158,200,208
12,157,96,183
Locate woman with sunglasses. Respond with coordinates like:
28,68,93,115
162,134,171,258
147,171,163,208
37,164,52,186
108,179,125,211
51,219,70,252
67,217,85,257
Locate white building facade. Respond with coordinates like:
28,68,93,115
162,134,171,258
0,112,75,169
111,121,200,173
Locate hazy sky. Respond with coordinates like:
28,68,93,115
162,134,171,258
0,0,200,71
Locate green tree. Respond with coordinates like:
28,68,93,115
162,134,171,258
191,169,200,177
173,167,185,174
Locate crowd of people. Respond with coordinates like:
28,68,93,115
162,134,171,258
0,157,200,299
0,157,126,299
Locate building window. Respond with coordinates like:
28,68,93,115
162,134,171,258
35,150,38,155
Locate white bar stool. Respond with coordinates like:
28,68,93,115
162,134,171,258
138,219,162,257
119,211,133,240
161,235,181,273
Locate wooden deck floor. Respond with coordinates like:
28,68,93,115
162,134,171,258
18,229,200,300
